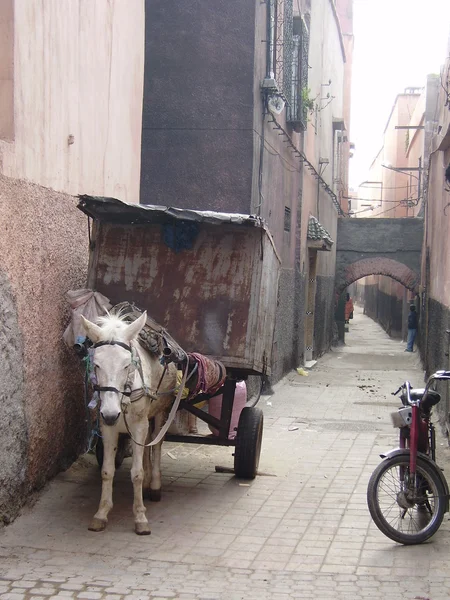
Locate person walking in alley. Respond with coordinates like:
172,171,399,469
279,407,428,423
405,304,418,352
345,293,354,324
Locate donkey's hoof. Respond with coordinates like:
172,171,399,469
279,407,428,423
135,522,151,535
88,517,107,532
148,488,161,502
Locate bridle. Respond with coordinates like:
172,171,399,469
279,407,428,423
88,337,191,448
91,340,159,403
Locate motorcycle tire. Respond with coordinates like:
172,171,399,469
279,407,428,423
367,454,446,545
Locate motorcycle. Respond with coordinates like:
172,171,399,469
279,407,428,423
367,369,450,545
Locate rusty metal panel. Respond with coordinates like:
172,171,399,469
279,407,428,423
85,207,280,374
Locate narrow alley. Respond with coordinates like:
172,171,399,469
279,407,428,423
1,307,450,600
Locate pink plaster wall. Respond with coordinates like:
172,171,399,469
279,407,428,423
427,68,450,309
336,0,354,215
0,0,144,201
0,0,14,141
0,175,89,508
366,93,421,219
0,0,144,522
300,0,346,279
405,92,426,218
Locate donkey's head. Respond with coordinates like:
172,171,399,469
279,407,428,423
81,311,147,426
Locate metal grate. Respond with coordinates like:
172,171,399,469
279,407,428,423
281,0,293,106
269,0,293,104
287,15,310,129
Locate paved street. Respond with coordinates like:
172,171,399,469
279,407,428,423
2,306,450,599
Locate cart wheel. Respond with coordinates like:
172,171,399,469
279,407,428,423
234,407,264,479
95,436,128,469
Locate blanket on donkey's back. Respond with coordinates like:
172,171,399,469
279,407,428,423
111,301,186,361
112,302,226,396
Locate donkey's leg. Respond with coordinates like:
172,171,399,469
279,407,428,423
89,426,118,532
130,421,151,535
188,413,198,434
142,424,153,500
148,413,164,502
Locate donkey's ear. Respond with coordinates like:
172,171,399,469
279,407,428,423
124,311,147,342
80,315,103,343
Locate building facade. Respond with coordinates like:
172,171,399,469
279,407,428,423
0,0,144,524
141,0,352,380
0,0,353,523
421,47,450,426
355,85,439,339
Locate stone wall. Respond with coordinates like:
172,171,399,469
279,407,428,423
0,175,88,524
336,217,424,295
363,282,404,338
420,297,450,428
271,268,298,382
140,0,255,211
0,270,26,524
314,275,337,357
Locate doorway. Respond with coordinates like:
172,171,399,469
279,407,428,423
305,250,317,362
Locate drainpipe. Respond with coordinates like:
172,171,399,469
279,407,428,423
418,156,422,205
267,0,275,79
316,178,320,221
446,329,450,435
256,1,272,216
256,99,268,217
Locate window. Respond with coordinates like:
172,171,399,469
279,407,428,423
333,131,343,186
287,15,310,130
284,206,291,232
332,120,345,189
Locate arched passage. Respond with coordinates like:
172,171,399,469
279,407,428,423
336,217,423,296
336,257,419,296
335,218,423,343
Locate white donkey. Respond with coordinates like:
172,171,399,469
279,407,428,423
81,311,177,535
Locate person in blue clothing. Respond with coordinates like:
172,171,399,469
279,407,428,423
405,304,418,352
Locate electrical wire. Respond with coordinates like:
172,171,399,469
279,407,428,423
357,183,418,190
264,143,300,172
350,206,379,216
267,114,345,215
351,203,401,217
350,197,424,217
369,202,406,217
253,128,301,172
382,165,420,182
345,195,419,204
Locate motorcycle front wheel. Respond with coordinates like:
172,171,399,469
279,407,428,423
367,454,446,545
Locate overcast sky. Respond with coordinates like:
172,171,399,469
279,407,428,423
349,0,450,188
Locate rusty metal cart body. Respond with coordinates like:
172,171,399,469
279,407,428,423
78,195,281,478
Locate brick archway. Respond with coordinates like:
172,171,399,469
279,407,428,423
336,217,423,297
335,257,419,296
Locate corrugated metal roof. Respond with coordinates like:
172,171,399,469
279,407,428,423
77,195,268,229
307,215,334,246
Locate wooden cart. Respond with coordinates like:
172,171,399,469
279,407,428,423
78,195,281,478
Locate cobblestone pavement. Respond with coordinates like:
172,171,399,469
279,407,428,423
2,307,450,599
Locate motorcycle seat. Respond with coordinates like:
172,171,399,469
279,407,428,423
409,388,441,409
